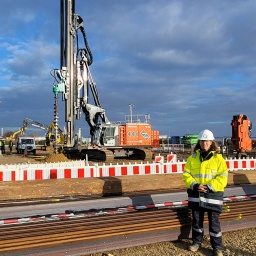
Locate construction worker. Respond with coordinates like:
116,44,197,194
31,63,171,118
9,140,13,154
0,140,5,154
2,140,5,154
182,129,228,256
0,140,2,156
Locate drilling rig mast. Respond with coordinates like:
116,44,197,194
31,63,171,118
52,0,159,160
60,0,76,147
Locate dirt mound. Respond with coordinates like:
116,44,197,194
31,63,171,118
43,153,69,163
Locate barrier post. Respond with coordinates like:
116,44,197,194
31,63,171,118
94,163,99,177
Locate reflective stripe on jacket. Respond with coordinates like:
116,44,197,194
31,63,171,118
187,188,224,212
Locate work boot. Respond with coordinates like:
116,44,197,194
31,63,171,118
188,243,200,252
212,248,223,256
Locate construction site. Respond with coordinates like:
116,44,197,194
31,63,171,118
0,1,256,256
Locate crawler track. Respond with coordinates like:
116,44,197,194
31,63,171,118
0,199,255,255
79,148,114,161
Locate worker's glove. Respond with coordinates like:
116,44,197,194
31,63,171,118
193,183,199,191
206,185,212,192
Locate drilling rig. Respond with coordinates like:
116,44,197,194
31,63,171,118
52,0,159,161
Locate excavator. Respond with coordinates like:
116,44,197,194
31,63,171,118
22,118,65,146
5,125,27,142
231,114,253,158
52,0,159,161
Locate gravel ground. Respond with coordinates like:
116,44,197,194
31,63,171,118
2,150,256,256
0,148,190,165
89,228,256,256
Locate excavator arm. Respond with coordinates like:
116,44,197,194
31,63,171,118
22,118,64,146
23,118,49,132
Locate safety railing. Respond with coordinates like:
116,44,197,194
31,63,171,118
0,154,255,182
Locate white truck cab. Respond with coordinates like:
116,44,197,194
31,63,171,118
16,137,36,155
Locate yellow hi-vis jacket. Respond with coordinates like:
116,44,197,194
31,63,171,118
182,150,228,212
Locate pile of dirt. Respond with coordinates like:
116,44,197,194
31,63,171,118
43,153,69,163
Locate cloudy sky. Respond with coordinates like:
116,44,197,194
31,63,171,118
1,0,256,138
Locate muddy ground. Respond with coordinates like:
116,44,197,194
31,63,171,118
0,147,191,165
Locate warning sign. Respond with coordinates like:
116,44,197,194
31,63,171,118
141,130,150,140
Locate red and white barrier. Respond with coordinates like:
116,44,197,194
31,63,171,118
0,154,255,182
226,158,255,171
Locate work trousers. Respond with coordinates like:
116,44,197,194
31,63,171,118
191,209,222,249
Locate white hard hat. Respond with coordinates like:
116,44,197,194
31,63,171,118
198,129,215,140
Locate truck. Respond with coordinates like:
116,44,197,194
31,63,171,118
170,136,182,144
16,137,36,155
51,0,159,161
181,134,199,147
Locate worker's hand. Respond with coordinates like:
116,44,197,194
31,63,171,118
198,185,208,193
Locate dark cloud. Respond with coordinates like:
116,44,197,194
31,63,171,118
0,0,256,138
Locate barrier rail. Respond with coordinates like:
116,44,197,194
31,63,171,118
155,144,185,152
0,154,255,182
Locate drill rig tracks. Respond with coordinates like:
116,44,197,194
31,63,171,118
80,147,153,162
1,199,256,255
